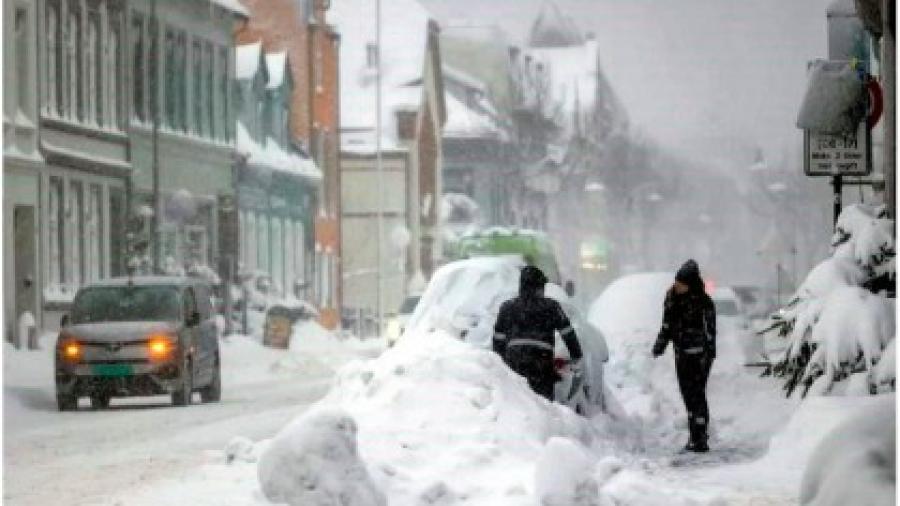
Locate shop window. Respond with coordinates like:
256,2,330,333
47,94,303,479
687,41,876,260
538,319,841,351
258,214,270,274
109,188,125,276
68,181,85,289
272,219,284,293
246,213,257,271
85,185,103,282
47,177,65,291
294,221,306,290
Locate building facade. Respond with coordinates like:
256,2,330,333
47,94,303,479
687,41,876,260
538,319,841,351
127,0,244,279
234,42,321,302
331,0,446,327
235,0,342,328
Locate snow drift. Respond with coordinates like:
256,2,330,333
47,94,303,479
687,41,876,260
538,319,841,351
257,408,386,506
262,330,596,505
799,394,895,506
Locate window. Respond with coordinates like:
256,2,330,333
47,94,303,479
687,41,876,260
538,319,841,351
148,15,158,120
365,42,378,69
294,221,305,287
177,32,188,132
68,181,85,288
107,10,122,129
15,7,29,116
193,39,203,136
165,29,177,127
87,6,101,125
131,14,145,121
272,219,284,292
85,186,103,282
45,1,60,116
48,177,65,290
65,3,82,121
246,213,257,270
205,42,215,140
218,47,229,141
238,211,246,266
284,221,295,295
258,214,269,273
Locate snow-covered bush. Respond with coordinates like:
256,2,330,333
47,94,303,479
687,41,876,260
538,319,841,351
799,394,895,506
762,204,895,396
257,408,386,506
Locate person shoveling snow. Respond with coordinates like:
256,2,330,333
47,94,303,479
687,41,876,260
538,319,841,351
493,266,585,402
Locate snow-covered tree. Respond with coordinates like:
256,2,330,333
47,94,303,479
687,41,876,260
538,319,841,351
762,204,895,397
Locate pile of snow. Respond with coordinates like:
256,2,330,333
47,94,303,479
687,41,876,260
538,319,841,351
799,394,895,506
258,408,385,506
236,122,321,179
762,204,895,396
265,331,595,504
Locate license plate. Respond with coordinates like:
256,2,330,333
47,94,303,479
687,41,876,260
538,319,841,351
91,364,133,377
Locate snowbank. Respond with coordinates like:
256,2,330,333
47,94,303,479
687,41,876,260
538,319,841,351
258,408,386,506
267,330,595,505
799,394,895,506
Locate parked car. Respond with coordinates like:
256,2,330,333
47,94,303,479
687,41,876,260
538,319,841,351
55,276,221,410
404,257,609,415
384,294,422,347
711,287,765,366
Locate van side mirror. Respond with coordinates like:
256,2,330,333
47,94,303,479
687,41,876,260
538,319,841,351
60,314,70,328
565,280,575,297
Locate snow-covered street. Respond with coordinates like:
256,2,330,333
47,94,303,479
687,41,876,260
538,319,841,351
3,326,383,506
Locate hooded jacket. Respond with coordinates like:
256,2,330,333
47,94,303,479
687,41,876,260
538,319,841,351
492,266,583,361
653,260,717,358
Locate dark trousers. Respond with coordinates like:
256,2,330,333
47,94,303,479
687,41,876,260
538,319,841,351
675,352,712,443
504,345,557,401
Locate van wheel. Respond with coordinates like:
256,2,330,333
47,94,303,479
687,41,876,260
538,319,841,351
200,357,221,403
172,357,193,407
57,393,77,411
90,394,110,410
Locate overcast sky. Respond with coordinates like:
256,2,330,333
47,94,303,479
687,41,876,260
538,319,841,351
422,0,831,166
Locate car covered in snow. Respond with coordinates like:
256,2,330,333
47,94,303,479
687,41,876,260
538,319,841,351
711,287,765,365
55,277,221,410
404,257,609,414
384,294,421,347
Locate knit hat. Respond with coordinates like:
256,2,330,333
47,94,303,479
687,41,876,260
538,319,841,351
675,259,701,285
520,265,548,293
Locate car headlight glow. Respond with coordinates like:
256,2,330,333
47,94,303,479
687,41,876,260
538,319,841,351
147,335,175,360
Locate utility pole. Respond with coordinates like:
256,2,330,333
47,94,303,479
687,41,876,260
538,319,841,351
375,0,385,338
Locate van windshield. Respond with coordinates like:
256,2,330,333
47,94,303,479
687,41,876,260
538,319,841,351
714,299,739,316
71,286,182,324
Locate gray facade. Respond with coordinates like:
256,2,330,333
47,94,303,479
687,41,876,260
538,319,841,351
3,0,244,340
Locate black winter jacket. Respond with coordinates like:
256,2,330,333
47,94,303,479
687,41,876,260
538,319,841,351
493,294,583,362
652,288,717,358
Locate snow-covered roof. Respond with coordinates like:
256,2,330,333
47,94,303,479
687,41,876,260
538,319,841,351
443,65,486,94
444,93,505,139
209,0,249,17
265,52,287,90
528,1,585,48
330,0,431,150
236,122,322,180
235,42,262,81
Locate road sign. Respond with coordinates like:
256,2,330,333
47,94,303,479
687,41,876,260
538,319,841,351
804,120,872,177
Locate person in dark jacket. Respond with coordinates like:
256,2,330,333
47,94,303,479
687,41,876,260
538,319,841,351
652,259,717,452
493,266,583,401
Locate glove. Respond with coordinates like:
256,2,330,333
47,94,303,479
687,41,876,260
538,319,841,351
651,341,665,358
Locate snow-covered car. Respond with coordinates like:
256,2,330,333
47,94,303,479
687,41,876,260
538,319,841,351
404,257,609,414
712,287,765,366
384,294,421,347
55,277,221,410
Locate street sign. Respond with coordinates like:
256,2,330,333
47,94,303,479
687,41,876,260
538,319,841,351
804,120,872,176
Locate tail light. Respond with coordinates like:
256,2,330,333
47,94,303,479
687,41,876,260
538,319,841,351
554,357,569,372
147,334,175,361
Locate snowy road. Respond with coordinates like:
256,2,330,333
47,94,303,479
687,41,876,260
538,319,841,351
3,332,382,506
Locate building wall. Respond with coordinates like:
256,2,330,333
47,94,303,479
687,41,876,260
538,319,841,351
127,0,237,274
340,153,410,318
